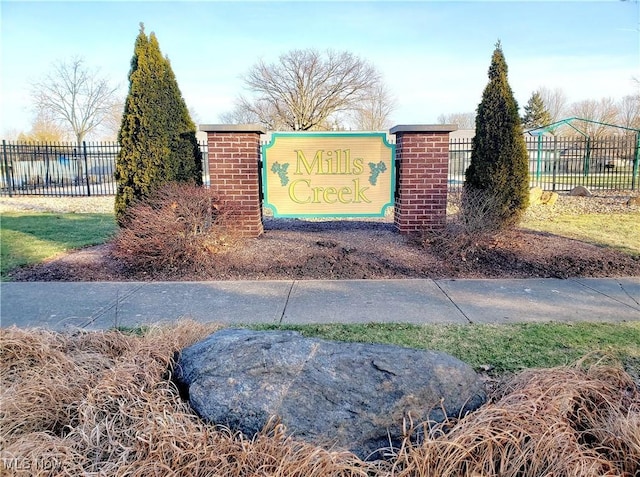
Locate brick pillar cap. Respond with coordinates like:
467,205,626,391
390,124,458,134
200,124,266,134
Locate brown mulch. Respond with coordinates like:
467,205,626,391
3,192,639,282
6,215,640,282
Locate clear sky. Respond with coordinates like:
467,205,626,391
1,0,638,138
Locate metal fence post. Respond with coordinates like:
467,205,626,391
43,142,50,195
633,133,639,191
2,140,13,197
583,137,591,178
83,141,91,196
535,135,542,184
552,136,558,192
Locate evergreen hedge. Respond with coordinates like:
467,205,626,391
464,42,530,229
115,24,202,223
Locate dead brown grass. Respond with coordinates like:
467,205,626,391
0,322,367,476
391,356,640,477
1,323,638,476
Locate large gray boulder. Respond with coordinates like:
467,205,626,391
175,328,486,459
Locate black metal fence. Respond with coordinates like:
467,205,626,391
0,140,209,197
449,134,639,193
1,135,638,196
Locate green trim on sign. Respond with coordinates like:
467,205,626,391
261,132,396,219
262,131,396,149
264,208,395,219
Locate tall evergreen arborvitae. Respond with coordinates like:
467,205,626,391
115,24,202,223
464,41,529,228
522,91,552,129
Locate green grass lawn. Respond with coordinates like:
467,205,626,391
0,212,117,279
522,213,640,256
533,172,638,190
251,322,640,375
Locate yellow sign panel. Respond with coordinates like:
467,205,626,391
262,133,395,217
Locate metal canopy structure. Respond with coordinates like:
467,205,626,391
525,117,640,188
527,117,640,137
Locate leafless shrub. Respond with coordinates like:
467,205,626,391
459,187,513,233
111,183,237,274
1,325,638,476
423,189,505,262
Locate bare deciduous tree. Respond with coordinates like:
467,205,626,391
226,49,393,131
17,111,68,142
537,86,568,127
219,105,258,125
221,98,291,130
32,57,119,143
98,99,125,140
437,112,476,129
617,94,640,130
349,83,396,130
568,97,619,138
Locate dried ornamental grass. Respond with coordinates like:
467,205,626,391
393,357,640,477
1,324,638,476
0,322,368,476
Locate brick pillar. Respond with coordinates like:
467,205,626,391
390,125,457,234
200,124,266,237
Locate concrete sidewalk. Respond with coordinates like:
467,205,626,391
1,278,639,331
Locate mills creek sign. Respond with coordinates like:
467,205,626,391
262,132,395,218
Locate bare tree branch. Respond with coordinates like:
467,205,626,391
617,94,640,130
225,49,393,131
537,87,568,124
351,83,397,130
568,98,619,138
31,57,119,143
437,112,476,129
17,110,68,142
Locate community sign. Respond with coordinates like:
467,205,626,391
262,132,395,218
